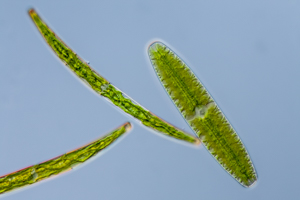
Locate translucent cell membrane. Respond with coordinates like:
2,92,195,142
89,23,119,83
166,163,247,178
148,42,257,187
0,122,131,194
28,9,200,146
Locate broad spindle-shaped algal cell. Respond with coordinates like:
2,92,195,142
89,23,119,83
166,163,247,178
28,9,199,146
0,122,131,194
148,42,257,187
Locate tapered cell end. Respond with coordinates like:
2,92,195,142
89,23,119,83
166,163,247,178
194,138,201,146
148,41,164,52
28,8,34,13
28,8,36,15
244,174,258,188
123,122,132,132
247,178,258,188
28,8,38,21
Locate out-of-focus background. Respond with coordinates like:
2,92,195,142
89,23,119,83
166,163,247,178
1,0,300,199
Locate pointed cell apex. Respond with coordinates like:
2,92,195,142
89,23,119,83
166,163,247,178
148,41,165,51
28,8,35,14
194,138,201,146
246,177,258,188
124,122,132,132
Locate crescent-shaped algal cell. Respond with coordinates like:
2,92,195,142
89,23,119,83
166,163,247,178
148,41,257,187
28,9,200,146
0,122,131,194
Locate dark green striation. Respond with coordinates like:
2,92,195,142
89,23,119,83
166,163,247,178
148,42,257,187
0,122,131,194
28,9,199,145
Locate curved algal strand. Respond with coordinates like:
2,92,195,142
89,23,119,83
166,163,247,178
0,122,131,195
148,42,257,187
28,9,199,146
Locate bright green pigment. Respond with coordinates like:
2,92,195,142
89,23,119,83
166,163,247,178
0,122,131,194
28,9,199,145
148,42,257,187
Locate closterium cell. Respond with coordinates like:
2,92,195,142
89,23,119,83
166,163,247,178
0,122,131,194
28,9,200,146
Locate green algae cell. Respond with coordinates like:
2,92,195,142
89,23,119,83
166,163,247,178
0,122,131,195
148,42,257,187
28,9,200,146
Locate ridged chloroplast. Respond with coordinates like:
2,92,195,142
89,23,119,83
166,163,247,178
148,42,257,187
28,9,199,146
0,122,131,194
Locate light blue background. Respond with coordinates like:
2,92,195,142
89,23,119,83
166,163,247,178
1,0,300,199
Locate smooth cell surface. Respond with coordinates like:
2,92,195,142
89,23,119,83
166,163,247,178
148,42,257,187
0,122,131,194
28,9,199,146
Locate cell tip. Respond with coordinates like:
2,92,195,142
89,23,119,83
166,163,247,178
240,176,258,188
148,41,164,51
194,138,201,146
123,122,132,132
248,177,258,188
28,8,35,14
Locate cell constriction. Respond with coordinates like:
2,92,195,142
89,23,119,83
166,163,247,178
148,42,257,187
28,9,200,146
0,122,131,194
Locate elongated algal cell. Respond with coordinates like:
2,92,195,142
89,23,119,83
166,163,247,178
28,9,199,146
0,122,131,195
148,42,257,187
